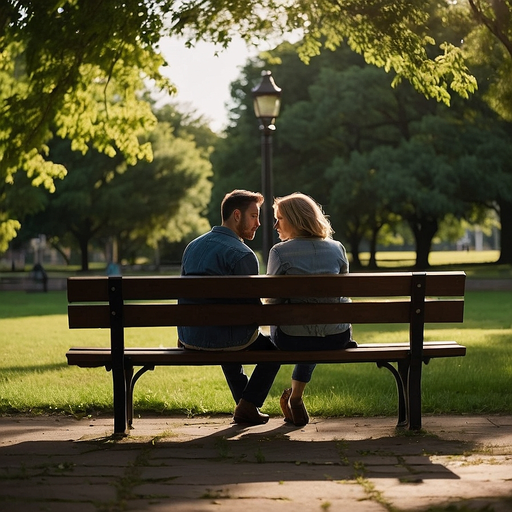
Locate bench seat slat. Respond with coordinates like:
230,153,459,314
66,342,466,367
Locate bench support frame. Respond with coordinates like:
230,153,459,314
109,277,127,436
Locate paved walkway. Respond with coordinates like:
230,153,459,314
1,414,511,511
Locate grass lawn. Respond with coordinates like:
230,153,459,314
1,270,511,420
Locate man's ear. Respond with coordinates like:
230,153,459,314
233,209,241,223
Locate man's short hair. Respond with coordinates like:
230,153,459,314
221,190,264,221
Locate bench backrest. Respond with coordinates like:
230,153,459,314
68,272,465,331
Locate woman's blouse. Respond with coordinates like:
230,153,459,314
266,237,351,337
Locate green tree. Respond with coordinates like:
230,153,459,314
326,151,394,268
291,60,508,268
112,119,213,266
1,0,479,252
215,26,512,267
461,0,512,263
21,108,213,271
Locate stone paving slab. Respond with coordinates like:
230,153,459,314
1,414,511,511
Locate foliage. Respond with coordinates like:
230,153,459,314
459,0,512,264
171,1,477,103
0,215,19,253
213,36,511,268
465,0,512,119
19,104,213,270
1,0,482,252
108,111,213,263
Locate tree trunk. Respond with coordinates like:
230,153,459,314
409,217,438,270
70,227,91,272
154,241,161,271
79,238,89,272
498,198,512,264
367,228,379,269
49,241,70,265
367,222,384,270
347,233,363,269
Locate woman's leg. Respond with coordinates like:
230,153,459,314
272,330,314,426
291,363,316,385
272,328,352,426
290,379,307,400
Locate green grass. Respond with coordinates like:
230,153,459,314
2,249,509,278
1,277,511,419
361,249,502,267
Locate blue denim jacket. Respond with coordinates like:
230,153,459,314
177,226,260,350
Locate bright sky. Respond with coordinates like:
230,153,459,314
157,37,258,132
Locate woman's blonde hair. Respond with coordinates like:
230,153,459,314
273,193,334,239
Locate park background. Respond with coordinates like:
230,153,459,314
1,2,512,421
2,3,512,273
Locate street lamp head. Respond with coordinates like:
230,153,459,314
252,70,282,131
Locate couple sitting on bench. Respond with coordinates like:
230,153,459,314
178,189,356,428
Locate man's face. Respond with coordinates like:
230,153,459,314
236,202,261,240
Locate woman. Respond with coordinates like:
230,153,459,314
266,192,356,426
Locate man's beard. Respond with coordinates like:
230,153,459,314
239,218,256,240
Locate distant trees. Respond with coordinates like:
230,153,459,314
20,104,214,271
213,36,512,267
0,1,479,251
3,1,512,265
462,0,512,263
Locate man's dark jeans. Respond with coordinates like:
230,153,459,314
221,333,280,408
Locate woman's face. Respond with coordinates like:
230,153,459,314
274,206,296,241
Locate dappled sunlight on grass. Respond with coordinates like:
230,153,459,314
357,250,501,269
1,287,511,418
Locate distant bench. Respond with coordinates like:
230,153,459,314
66,271,466,435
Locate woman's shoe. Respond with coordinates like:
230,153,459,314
280,388,293,423
289,397,309,426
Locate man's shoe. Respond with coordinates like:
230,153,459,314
280,388,294,423
233,398,270,425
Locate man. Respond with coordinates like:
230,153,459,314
178,189,280,425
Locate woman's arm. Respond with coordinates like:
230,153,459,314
264,246,285,304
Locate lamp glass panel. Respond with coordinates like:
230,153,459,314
254,95,280,118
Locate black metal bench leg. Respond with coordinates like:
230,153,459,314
397,359,410,427
124,364,134,429
112,365,127,436
127,365,155,428
408,272,426,431
376,362,407,428
408,360,423,430
109,276,127,436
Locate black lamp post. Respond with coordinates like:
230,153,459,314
252,70,282,264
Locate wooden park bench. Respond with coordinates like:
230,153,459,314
66,271,466,435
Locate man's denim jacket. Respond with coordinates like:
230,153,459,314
177,226,259,350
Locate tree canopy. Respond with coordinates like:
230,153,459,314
212,15,512,267
18,103,213,270
2,0,510,256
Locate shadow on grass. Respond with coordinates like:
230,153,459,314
2,362,69,375
0,291,68,319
